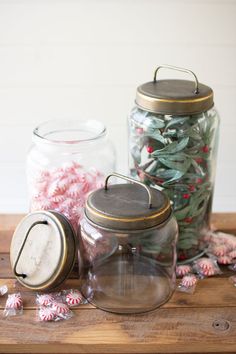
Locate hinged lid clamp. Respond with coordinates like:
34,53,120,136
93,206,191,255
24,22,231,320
105,172,153,209
13,220,48,279
153,64,199,94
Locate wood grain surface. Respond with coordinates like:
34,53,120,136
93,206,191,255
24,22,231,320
0,213,236,354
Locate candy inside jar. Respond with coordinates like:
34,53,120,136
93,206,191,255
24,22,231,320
27,120,116,231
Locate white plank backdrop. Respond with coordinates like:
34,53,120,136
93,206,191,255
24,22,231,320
0,0,236,212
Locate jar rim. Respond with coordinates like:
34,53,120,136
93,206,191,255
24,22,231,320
33,119,106,145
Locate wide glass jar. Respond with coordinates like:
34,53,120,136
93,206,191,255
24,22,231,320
128,65,219,261
79,173,178,314
27,120,116,231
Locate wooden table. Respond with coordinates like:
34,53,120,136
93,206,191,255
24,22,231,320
0,213,236,354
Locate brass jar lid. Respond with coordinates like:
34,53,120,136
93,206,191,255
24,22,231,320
10,211,77,291
135,64,214,115
85,173,172,231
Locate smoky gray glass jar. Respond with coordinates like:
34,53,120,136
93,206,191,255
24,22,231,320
78,173,178,314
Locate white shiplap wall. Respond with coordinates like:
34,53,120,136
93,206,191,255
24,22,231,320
0,0,236,212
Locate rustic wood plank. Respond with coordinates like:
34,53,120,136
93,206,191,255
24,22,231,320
0,213,236,253
0,253,12,278
0,214,25,230
1,277,236,310
0,307,236,353
211,213,236,232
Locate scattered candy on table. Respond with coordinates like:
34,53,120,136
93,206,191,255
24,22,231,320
3,293,23,317
181,274,198,288
177,274,198,294
5,293,23,309
0,285,8,296
36,294,55,307
51,301,70,315
217,255,232,265
38,306,56,322
65,290,83,307
176,265,192,278
193,257,221,277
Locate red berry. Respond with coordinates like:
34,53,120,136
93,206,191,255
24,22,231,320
158,179,164,184
178,254,187,261
202,145,209,153
183,193,190,199
146,146,154,153
195,157,203,164
196,178,203,184
136,127,143,134
184,217,193,223
188,185,195,192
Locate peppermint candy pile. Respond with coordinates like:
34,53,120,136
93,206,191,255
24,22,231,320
36,289,84,322
37,294,55,307
30,162,104,231
193,257,221,277
203,231,236,265
38,306,56,322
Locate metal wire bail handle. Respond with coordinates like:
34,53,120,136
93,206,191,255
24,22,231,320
13,220,48,278
153,64,199,94
104,172,153,209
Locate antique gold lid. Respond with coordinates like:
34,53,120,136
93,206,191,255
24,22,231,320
10,211,77,291
135,65,214,115
85,173,172,231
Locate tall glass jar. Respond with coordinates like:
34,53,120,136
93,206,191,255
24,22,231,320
27,120,116,231
128,65,220,261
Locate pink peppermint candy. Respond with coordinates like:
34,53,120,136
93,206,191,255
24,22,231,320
217,255,232,265
229,250,236,259
51,301,70,315
6,293,23,309
194,257,220,277
37,294,54,307
38,306,56,322
176,265,192,277
181,274,197,288
30,162,104,232
66,290,83,307
211,244,229,257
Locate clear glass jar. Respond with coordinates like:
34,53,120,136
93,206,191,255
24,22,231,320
128,65,220,261
27,120,116,231
79,173,178,314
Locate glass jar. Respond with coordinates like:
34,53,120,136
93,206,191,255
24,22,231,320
27,120,116,232
79,173,178,314
128,65,220,262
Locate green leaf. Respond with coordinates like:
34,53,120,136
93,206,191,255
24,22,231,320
165,116,189,130
144,116,165,132
151,137,189,156
174,205,191,220
163,170,185,184
130,145,141,164
147,132,166,145
159,156,192,173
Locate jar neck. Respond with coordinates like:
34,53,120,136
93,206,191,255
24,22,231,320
33,120,107,153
